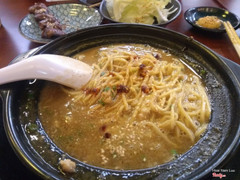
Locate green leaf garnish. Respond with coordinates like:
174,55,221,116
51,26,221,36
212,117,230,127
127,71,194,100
26,123,38,133
100,71,106,76
98,99,106,106
103,86,110,92
200,69,207,77
171,149,178,155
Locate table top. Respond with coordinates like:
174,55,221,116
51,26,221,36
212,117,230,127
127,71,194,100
0,0,239,68
0,0,240,180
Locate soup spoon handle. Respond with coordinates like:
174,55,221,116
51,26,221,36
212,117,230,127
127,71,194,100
0,54,92,89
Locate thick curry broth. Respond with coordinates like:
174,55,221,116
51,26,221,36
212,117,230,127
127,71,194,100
39,44,209,170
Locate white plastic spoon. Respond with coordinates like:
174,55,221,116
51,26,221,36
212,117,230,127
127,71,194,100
0,54,93,89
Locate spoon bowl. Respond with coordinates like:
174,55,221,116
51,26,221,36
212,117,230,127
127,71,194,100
0,54,92,89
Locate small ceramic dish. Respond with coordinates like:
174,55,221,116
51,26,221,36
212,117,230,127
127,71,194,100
19,3,102,44
99,0,181,26
184,6,240,33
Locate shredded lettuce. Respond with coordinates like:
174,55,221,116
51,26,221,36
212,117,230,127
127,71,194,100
106,0,176,24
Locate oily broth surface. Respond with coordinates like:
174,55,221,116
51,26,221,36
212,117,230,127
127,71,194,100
39,44,209,170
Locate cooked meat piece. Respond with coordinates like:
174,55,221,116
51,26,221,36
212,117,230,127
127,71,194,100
85,88,100,95
34,13,56,22
29,2,66,39
59,159,76,173
141,85,152,94
116,85,129,93
29,3,48,14
139,64,147,77
39,19,63,30
41,27,65,38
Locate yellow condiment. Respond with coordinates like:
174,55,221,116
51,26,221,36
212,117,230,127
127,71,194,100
196,16,221,29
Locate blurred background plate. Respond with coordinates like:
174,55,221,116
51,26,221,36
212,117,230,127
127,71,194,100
184,6,240,33
19,3,102,44
79,0,102,5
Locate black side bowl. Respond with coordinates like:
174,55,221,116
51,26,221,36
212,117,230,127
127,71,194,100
184,6,240,33
1,24,240,180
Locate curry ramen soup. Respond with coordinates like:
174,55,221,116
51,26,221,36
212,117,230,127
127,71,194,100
39,44,211,170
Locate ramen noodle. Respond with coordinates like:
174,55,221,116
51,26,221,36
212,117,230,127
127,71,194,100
39,44,211,170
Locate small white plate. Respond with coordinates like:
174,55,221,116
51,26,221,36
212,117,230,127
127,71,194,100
19,3,102,44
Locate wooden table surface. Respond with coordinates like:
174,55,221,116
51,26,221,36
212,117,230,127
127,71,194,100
0,0,240,68
0,0,240,180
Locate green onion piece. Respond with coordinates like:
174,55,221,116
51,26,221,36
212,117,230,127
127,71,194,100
26,123,38,132
28,92,34,100
98,99,105,106
111,91,117,100
103,86,110,92
200,69,207,77
171,149,178,156
112,85,116,91
100,71,106,76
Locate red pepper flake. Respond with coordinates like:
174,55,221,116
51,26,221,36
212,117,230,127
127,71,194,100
153,53,162,60
139,64,146,70
85,88,100,95
104,132,111,139
139,64,147,77
116,85,129,93
141,85,152,94
108,72,115,76
133,55,138,60
100,125,107,132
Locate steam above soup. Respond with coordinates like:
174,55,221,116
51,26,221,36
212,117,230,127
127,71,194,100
39,44,211,170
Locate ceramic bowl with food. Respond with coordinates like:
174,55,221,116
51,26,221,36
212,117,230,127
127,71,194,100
19,3,102,43
184,6,240,33
1,24,240,180
99,0,181,26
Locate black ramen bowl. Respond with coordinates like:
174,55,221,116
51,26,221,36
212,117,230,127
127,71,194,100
184,6,240,33
99,0,181,26
1,24,240,180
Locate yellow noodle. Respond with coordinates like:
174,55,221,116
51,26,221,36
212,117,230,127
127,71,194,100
58,44,211,165
177,97,197,131
176,121,195,142
141,121,177,147
122,93,129,110
195,123,208,138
